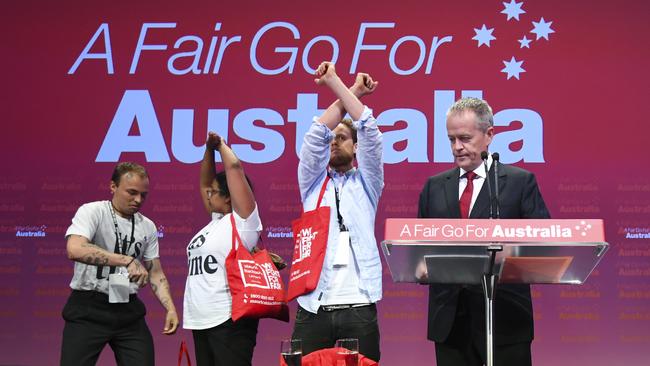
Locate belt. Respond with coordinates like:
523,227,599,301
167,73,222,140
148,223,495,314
319,303,373,312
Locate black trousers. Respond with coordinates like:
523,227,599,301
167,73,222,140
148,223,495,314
60,290,154,366
192,318,259,366
292,304,380,361
435,290,532,366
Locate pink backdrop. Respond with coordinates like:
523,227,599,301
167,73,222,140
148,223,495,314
2,0,649,365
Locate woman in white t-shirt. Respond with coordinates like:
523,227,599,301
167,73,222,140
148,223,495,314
183,132,262,366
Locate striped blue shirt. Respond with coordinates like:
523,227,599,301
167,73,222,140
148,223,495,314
296,106,384,313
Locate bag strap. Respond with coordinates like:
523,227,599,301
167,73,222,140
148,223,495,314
178,340,192,366
230,213,244,251
315,174,330,208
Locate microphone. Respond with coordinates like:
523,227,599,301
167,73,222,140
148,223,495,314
492,152,500,219
481,151,494,219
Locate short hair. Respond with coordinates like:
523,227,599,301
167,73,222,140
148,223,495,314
213,171,254,198
111,162,148,185
446,97,494,132
339,118,357,143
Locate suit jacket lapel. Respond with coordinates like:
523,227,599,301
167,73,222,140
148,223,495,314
444,168,461,218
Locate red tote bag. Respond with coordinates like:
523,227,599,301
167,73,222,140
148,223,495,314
287,176,331,301
226,214,289,322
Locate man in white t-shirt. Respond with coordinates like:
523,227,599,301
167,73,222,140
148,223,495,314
60,162,178,366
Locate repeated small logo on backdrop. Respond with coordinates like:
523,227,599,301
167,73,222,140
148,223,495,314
15,225,47,237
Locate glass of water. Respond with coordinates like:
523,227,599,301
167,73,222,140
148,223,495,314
335,338,359,366
280,338,302,366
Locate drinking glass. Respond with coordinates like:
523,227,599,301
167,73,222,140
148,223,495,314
335,338,359,366
280,338,302,366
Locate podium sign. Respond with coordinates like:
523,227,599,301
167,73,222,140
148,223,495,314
382,219,608,285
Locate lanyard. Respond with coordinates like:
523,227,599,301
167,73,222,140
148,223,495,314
328,171,348,232
107,201,135,255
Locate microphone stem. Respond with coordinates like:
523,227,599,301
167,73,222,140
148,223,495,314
493,154,500,219
482,157,494,219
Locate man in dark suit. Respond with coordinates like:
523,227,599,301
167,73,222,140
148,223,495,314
417,97,550,366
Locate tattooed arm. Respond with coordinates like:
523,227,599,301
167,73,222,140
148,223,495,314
146,258,179,335
66,234,149,286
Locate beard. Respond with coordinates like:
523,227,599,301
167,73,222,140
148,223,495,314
329,152,354,170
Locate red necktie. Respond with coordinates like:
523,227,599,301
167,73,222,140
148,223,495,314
459,171,477,219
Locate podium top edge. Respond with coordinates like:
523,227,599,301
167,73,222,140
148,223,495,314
384,219,606,243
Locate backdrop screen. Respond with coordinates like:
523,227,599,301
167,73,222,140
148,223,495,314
2,1,649,365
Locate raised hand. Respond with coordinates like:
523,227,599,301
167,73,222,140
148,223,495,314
314,61,338,86
206,131,222,151
351,73,379,97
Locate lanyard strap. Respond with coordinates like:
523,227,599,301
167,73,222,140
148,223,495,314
327,172,347,232
108,201,135,255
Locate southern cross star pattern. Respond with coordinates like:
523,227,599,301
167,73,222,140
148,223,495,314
501,0,526,21
501,56,525,80
470,1,555,80
472,24,496,47
531,17,555,40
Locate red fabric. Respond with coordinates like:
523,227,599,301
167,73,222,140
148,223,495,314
177,340,192,366
279,348,379,366
226,214,289,322
459,171,476,219
287,176,331,301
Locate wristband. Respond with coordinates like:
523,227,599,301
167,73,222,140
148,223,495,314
126,257,135,267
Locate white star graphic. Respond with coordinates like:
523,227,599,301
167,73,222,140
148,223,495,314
472,24,496,47
531,17,555,40
519,36,532,48
501,0,526,21
501,57,525,80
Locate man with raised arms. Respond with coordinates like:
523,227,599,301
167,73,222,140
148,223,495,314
292,62,383,362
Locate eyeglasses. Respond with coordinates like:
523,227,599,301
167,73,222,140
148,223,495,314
206,189,223,198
